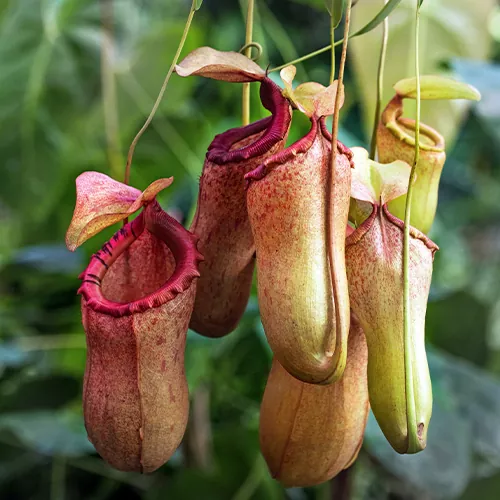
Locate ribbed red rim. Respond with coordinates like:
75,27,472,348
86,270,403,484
78,201,203,317
245,116,319,185
207,78,292,164
345,203,439,254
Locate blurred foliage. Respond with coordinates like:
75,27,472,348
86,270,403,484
1,0,500,499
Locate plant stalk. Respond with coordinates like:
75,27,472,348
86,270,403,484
242,0,255,126
100,0,123,180
325,1,352,356
402,0,421,454
369,0,389,160
270,0,401,73
123,0,198,185
329,10,336,84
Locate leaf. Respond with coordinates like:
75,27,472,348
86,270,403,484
352,0,403,38
292,81,329,115
13,244,84,274
394,75,481,100
65,172,173,251
302,81,344,117
350,147,410,205
0,375,80,413
280,65,344,117
452,59,500,144
325,0,345,28
364,399,472,499
428,348,500,473
365,347,500,497
0,345,33,371
175,47,266,83
0,411,94,457
350,0,495,143
279,65,297,98
194,0,203,10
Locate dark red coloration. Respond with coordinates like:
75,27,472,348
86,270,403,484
189,78,292,337
80,201,202,473
80,202,202,317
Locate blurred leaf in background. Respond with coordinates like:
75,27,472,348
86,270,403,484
1,0,500,499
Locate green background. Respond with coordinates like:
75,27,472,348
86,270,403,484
2,0,500,498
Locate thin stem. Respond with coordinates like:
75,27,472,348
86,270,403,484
258,1,309,80
369,0,389,160
402,0,421,454
67,457,153,490
272,42,336,73
329,13,336,84
123,0,197,185
100,0,123,180
242,0,255,126
325,1,352,357
330,3,351,159
50,456,66,500
232,455,264,500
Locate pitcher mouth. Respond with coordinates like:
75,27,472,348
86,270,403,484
78,201,203,317
244,116,354,186
382,95,445,153
244,115,319,185
206,78,292,164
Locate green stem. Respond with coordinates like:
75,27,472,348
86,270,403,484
22,1,55,180
50,456,65,500
271,42,336,73
259,1,309,80
270,0,401,74
402,0,421,454
325,1,352,358
123,0,198,185
369,0,389,160
242,0,255,126
231,455,264,500
100,0,123,181
122,74,201,181
329,13,335,84
67,457,153,490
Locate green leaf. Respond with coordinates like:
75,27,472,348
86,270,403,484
279,65,344,117
0,375,80,413
350,0,495,143
14,244,83,274
352,0,402,38
0,411,94,457
350,147,410,205
427,292,488,365
0,345,33,370
394,75,481,101
325,0,345,28
325,0,333,15
363,346,500,498
428,349,500,470
194,0,203,10
452,59,500,144
364,399,472,499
